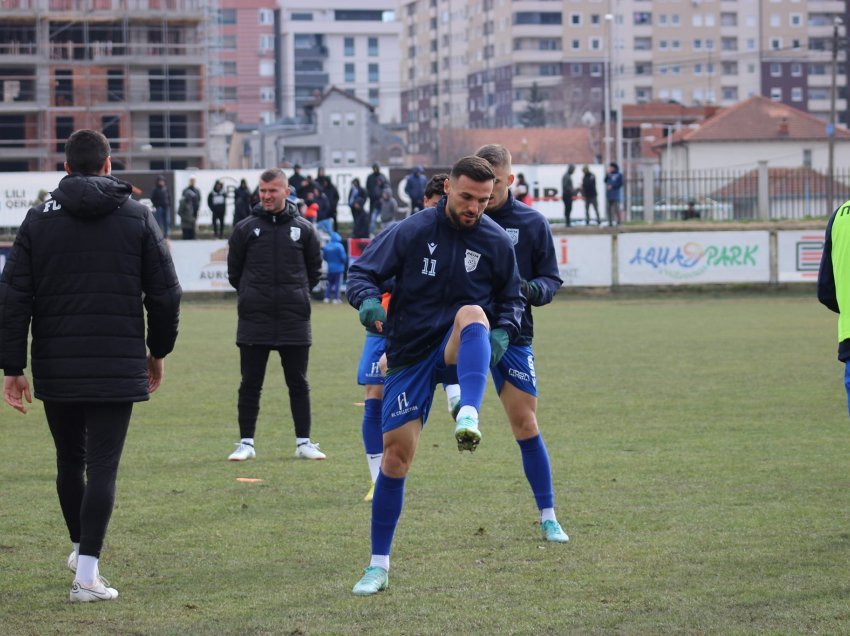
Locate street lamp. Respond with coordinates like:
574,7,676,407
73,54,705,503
603,14,613,169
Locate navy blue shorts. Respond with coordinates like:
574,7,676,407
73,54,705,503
357,334,386,386
491,344,538,397
381,328,458,433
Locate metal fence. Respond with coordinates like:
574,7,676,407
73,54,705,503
626,166,850,222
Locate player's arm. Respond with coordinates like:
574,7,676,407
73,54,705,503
304,224,323,290
0,213,35,380
226,225,245,290
524,221,564,307
818,213,839,313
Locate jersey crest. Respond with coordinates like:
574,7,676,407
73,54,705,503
464,249,481,272
505,228,519,245
290,227,301,241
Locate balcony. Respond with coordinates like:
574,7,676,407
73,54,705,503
0,0,209,16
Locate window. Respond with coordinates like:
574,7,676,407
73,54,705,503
570,13,581,26
294,34,314,49
722,61,738,75
346,151,357,165
539,63,560,76
330,113,341,127
571,39,580,50
722,38,738,51
107,69,123,102
692,14,702,27
513,12,563,25
694,39,702,50
634,37,651,50
770,87,782,101
589,63,602,77
770,37,781,51
658,14,667,26
791,87,803,102
346,113,356,126
259,60,274,76
770,63,782,77
260,35,274,51
55,116,74,151
658,39,668,50
570,63,582,76
791,63,803,77
344,37,354,56
671,40,681,51
634,12,651,25
331,150,342,166
260,86,274,102
671,14,679,26
694,63,702,76
368,87,379,106
590,14,600,25
770,14,780,27
368,37,378,56
216,9,236,24
790,13,802,27
810,87,829,100
345,63,355,82
259,8,274,25
335,10,383,21
720,13,737,27
368,63,379,82
101,115,120,150
291,12,313,21
589,37,601,51
722,86,738,101
55,69,73,106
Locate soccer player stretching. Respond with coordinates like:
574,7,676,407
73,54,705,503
445,144,569,543
346,156,524,595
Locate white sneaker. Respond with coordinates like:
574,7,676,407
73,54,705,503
228,442,256,461
323,298,330,304
295,441,326,460
67,550,77,573
70,577,119,603
332,299,341,304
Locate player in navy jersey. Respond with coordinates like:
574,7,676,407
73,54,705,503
444,144,569,544
346,156,524,595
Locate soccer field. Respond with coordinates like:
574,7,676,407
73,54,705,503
1,291,849,634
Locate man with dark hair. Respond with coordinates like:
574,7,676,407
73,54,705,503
0,129,181,603
346,155,524,595
226,167,325,462
423,172,448,207
365,163,387,234
444,143,569,544
605,161,623,226
289,164,305,197
150,175,171,237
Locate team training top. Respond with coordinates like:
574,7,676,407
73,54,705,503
818,199,850,361
485,192,563,346
347,199,525,368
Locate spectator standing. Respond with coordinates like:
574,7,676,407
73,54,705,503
233,178,252,226
379,188,399,231
289,164,306,197
349,178,369,239
322,231,347,304
316,166,340,230
208,180,226,239
561,164,576,227
181,178,201,231
226,168,325,462
605,162,624,226
514,173,533,206
150,175,171,237
404,166,427,213
581,165,600,225
0,129,181,603
177,187,198,240
366,163,387,234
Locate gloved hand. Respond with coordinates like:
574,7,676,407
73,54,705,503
520,279,542,305
489,328,510,367
358,297,386,331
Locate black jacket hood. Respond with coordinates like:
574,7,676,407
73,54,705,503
50,174,133,218
250,198,300,221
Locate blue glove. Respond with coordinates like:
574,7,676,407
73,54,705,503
489,328,510,367
358,297,386,330
520,279,542,304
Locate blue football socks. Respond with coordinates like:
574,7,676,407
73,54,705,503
371,470,406,556
517,434,555,510
456,323,490,411
362,398,383,455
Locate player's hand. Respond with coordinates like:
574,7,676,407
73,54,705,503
3,375,32,414
358,297,386,333
147,355,164,393
489,328,510,367
520,279,542,304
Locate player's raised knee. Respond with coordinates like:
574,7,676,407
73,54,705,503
454,304,489,330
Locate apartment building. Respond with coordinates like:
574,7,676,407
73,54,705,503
0,0,220,172
215,0,279,127
399,0,849,161
278,1,401,124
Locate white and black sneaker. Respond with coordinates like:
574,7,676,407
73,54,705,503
228,442,256,461
67,550,77,573
295,441,326,460
70,577,118,603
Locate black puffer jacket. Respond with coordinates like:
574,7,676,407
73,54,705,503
228,201,322,346
0,174,182,402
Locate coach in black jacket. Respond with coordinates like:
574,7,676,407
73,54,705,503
0,129,181,602
226,168,326,462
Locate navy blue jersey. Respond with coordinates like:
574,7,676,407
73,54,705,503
347,201,524,368
486,193,563,345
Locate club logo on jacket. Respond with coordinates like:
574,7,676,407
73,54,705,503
253,228,260,237
290,227,301,241
505,228,519,245
464,249,481,272
427,242,437,254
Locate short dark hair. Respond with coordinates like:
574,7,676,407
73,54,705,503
65,129,110,175
260,168,288,184
424,173,448,200
450,156,495,183
475,144,512,170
